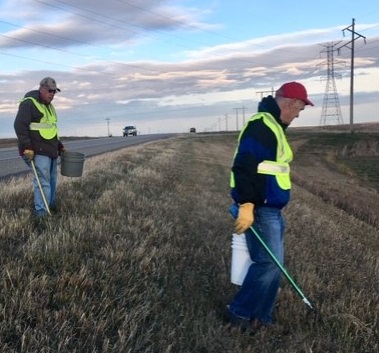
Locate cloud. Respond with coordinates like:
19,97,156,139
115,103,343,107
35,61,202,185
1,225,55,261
1,0,379,137
0,0,208,49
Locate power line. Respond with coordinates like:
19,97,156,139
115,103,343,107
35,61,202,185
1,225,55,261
0,0,315,73
0,30,162,76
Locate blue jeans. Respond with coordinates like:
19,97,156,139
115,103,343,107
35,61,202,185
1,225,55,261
23,155,58,217
229,206,285,325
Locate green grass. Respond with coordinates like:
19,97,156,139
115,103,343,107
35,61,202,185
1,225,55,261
0,133,378,352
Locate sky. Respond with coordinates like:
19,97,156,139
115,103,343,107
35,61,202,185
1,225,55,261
1,0,379,137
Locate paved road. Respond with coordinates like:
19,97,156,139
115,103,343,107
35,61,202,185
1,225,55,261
0,134,175,180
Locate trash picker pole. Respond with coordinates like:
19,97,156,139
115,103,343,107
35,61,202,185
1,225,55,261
31,159,51,216
229,205,315,311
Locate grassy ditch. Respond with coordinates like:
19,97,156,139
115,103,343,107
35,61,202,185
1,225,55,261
0,133,378,352
290,131,379,227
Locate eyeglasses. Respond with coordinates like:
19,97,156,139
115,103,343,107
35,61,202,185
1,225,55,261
48,89,57,94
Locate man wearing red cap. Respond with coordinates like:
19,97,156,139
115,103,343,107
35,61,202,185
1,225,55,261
226,81,313,329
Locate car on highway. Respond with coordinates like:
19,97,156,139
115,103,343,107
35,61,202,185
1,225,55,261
123,126,137,137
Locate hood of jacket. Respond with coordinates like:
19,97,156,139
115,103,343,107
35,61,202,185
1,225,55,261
258,95,288,130
23,90,42,102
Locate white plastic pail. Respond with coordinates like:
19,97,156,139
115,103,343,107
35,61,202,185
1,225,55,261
231,233,253,285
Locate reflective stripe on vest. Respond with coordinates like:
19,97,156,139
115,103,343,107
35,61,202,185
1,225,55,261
30,122,56,129
257,161,290,175
230,113,293,191
22,97,58,140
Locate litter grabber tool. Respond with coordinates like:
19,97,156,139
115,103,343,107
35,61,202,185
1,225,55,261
31,160,51,216
229,204,315,312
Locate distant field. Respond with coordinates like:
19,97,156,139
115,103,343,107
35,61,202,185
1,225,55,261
2,121,379,148
0,138,17,148
291,121,379,133
0,131,378,352
0,136,96,149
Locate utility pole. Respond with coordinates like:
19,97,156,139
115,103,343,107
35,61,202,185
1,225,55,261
238,106,247,125
233,107,247,130
319,42,344,126
256,87,275,99
337,18,366,133
224,114,229,131
233,108,239,131
105,118,111,137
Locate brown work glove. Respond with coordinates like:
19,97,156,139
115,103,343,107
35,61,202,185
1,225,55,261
23,149,34,160
234,203,254,234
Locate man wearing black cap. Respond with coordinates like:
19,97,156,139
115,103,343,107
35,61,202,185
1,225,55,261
226,81,313,329
14,77,65,220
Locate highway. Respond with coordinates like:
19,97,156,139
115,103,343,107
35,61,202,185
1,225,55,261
0,134,175,180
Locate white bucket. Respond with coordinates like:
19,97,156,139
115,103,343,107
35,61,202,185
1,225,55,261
231,233,253,285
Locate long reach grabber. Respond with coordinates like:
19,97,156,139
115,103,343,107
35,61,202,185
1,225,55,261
229,204,315,312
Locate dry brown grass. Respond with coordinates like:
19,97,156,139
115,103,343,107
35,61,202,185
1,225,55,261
290,130,379,227
0,133,378,352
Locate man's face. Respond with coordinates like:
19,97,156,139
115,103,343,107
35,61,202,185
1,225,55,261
280,99,306,125
39,86,57,104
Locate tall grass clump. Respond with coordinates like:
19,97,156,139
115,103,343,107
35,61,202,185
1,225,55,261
0,133,378,352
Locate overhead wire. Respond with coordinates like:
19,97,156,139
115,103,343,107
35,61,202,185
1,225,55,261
8,0,315,70
1,3,378,133
0,20,164,74
1,2,378,106
2,0,379,71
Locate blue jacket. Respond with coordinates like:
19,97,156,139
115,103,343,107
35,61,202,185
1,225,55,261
231,95,291,209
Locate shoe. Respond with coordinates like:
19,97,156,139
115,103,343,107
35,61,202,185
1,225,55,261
224,305,252,330
32,215,48,232
49,204,58,214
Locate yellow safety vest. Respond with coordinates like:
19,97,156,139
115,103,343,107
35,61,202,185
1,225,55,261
22,97,58,140
230,113,293,191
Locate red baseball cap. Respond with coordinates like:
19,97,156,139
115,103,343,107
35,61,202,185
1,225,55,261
278,81,314,106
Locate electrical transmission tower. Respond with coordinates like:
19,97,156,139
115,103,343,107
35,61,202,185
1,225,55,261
319,42,344,126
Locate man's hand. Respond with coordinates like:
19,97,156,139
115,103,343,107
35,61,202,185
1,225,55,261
234,203,254,234
24,149,34,160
